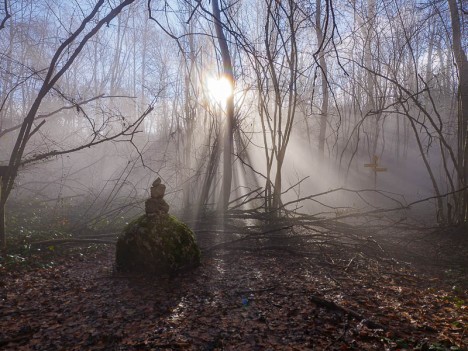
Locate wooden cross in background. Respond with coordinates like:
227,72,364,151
364,155,387,188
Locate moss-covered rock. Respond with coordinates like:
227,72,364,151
115,214,200,274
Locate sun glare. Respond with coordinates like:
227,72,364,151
206,76,233,105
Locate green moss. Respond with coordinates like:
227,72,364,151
116,214,200,274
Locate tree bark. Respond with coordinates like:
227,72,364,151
0,196,5,252
316,0,329,154
448,0,468,222
212,0,235,211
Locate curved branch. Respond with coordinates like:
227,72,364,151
0,0,11,30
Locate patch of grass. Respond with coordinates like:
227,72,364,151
1,197,137,271
0,231,65,271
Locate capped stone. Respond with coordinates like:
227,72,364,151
151,184,166,199
152,177,162,187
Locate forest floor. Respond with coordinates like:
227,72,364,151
0,223,467,350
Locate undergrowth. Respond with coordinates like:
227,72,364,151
0,198,136,271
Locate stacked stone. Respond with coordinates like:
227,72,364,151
145,178,170,215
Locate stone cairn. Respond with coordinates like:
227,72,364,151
145,178,170,215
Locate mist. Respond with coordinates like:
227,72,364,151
1,0,467,349
1,0,464,230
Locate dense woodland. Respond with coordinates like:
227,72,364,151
0,0,467,350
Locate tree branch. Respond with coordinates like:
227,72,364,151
0,94,109,138
0,0,11,30
20,105,153,166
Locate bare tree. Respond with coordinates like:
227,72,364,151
0,0,138,250
254,0,302,214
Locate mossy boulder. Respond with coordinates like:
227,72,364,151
115,214,200,274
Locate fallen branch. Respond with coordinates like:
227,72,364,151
235,286,275,295
205,245,321,257
78,232,120,239
203,225,293,252
309,295,385,330
31,238,115,248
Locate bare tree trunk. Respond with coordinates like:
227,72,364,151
182,40,195,213
182,13,197,216
0,205,5,251
425,19,435,83
315,0,329,154
447,0,468,222
212,0,234,211
365,0,378,157
0,176,5,251
198,136,221,211
402,105,446,222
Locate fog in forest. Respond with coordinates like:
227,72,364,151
0,0,466,236
1,1,467,349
